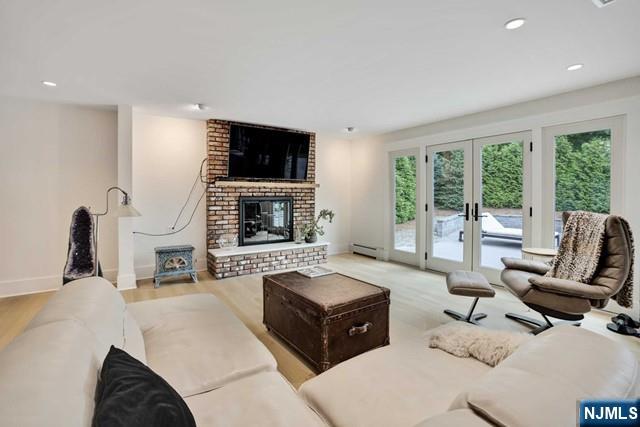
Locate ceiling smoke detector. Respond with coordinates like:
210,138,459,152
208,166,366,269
592,0,616,7
195,103,209,111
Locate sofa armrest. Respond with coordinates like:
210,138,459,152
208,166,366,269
528,276,610,299
501,257,551,275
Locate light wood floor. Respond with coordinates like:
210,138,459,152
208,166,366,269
1,253,638,388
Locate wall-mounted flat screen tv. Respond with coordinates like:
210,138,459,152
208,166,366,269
228,124,310,180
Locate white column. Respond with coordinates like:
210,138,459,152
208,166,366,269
116,105,137,290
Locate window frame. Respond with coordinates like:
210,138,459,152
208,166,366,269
540,116,625,248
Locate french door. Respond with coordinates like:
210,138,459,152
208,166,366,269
426,131,532,284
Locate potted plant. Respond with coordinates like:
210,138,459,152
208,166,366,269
302,209,335,243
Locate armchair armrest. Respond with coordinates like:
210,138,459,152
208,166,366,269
528,276,610,299
501,257,551,275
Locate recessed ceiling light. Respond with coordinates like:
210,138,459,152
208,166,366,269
504,18,526,30
592,0,616,8
194,103,208,111
567,63,584,71
345,127,357,133
41,81,57,87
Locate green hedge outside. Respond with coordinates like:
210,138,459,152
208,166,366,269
394,156,416,224
395,131,610,223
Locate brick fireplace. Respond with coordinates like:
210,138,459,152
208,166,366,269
206,120,327,278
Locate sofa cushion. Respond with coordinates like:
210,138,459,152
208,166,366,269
299,335,491,427
127,294,277,397
451,325,640,427
412,410,492,427
123,310,147,364
0,320,100,427
26,276,129,361
185,371,325,427
93,346,195,427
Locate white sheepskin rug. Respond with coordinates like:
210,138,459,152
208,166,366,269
428,322,531,366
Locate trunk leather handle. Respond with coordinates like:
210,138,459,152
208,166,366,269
348,322,372,336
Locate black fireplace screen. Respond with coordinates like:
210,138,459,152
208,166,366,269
239,197,293,246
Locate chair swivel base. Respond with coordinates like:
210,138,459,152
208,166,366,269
444,309,487,325
444,297,488,325
505,312,581,335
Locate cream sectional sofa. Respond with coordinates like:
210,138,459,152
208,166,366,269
299,324,640,427
0,277,324,427
1,276,638,427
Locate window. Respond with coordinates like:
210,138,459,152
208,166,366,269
542,116,622,248
393,154,417,253
554,130,611,245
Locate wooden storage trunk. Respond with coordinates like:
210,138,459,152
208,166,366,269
263,272,390,372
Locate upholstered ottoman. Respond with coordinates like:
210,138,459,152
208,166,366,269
444,271,495,324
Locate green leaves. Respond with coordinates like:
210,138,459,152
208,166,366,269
303,209,336,237
481,142,523,209
555,131,610,214
433,150,464,211
397,130,610,220
395,156,417,224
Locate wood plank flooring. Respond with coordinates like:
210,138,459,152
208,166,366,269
1,253,638,388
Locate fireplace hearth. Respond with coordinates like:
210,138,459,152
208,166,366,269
239,197,293,246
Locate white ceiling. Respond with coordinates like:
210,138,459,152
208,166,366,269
1,0,639,137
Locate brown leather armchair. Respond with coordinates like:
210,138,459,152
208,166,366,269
501,213,632,334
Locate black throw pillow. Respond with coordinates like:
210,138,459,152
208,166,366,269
93,346,196,427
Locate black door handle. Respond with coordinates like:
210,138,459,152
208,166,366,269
456,203,470,221
473,203,489,221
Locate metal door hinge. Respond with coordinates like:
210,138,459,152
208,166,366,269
529,206,533,217
425,203,428,212
425,252,428,260
529,141,533,152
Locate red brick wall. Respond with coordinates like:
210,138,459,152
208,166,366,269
206,120,317,273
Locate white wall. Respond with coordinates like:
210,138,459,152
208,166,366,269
349,76,640,318
350,137,386,251
0,97,118,296
131,113,207,279
315,134,352,255
130,119,352,273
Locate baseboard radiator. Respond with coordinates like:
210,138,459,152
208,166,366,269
351,243,379,259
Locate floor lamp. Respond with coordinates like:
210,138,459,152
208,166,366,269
92,186,141,276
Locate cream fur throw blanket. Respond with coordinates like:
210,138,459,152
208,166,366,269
428,323,530,367
546,211,634,308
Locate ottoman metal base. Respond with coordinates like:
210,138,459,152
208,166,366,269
444,297,488,325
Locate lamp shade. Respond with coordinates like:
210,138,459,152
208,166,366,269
113,203,141,217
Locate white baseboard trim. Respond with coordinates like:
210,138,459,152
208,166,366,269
351,243,376,257
0,268,117,298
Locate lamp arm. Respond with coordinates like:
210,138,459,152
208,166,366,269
94,186,130,217
91,186,131,276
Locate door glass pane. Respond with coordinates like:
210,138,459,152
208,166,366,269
554,130,611,247
480,141,523,269
394,155,417,253
432,149,465,262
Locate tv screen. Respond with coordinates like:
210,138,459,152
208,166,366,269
228,124,310,180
